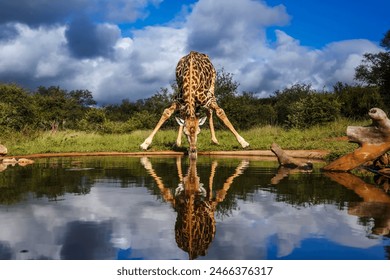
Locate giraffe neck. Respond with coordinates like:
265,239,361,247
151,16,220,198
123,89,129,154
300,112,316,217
185,52,197,117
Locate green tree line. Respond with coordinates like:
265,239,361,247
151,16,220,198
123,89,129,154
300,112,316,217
1,30,389,134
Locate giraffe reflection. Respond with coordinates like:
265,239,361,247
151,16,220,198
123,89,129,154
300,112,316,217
141,157,249,259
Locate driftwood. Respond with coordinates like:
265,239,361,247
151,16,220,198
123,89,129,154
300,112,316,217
323,108,390,171
270,143,313,169
270,143,313,185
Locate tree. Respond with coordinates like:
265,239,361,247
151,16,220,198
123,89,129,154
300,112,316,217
285,93,341,129
141,88,172,115
355,29,390,108
69,89,96,108
33,86,95,131
380,29,390,50
272,83,313,125
333,82,384,119
0,83,37,130
215,68,239,105
105,99,137,122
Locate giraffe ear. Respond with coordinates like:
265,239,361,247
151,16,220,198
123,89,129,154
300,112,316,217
175,117,185,126
199,116,207,126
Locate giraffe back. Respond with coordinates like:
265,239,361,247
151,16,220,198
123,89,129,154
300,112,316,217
175,51,216,117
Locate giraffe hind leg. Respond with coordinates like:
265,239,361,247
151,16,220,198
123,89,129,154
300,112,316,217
140,103,177,150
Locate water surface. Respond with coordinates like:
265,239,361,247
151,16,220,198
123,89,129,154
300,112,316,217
0,156,389,260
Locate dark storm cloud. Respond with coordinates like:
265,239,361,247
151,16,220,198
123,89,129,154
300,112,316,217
0,0,88,26
0,0,382,104
0,24,19,41
65,16,121,59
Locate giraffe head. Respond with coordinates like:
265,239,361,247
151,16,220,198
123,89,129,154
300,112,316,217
176,116,207,160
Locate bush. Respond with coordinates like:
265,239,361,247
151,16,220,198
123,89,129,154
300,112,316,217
272,84,313,125
285,93,341,129
78,108,107,132
126,111,160,130
333,82,384,119
0,83,38,130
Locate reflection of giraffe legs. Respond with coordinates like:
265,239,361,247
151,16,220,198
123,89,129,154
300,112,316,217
176,156,183,181
216,160,249,202
140,157,250,259
209,101,249,148
208,161,218,195
140,103,178,150
140,157,249,204
140,157,175,203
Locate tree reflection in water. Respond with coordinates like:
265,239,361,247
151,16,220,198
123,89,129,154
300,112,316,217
141,156,249,259
325,172,390,237
1,156,389,260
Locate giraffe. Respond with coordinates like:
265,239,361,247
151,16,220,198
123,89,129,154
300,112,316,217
140,156,249,259
140,51,249,159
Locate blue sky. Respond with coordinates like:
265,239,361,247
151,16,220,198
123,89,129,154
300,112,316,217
0,0,389,104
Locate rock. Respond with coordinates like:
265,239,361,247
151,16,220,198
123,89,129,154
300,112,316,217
17,158,35,166
0,144,7,156
2,158,17,164
0,164,7,172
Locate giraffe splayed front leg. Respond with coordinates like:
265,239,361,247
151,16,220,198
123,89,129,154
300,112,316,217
140,103,177,150
209,101,249,148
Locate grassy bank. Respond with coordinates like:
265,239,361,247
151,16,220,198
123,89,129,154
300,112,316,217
1,118,368,159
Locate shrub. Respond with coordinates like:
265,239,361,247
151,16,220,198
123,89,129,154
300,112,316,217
333,82,384,119
285,93,341,129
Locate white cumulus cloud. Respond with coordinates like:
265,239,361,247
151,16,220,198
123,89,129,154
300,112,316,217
0,0,384,104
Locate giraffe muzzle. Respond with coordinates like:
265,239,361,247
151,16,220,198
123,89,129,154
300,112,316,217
189,148,197,159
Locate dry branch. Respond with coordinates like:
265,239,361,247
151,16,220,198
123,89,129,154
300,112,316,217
323,108,390,171
270,143,313,169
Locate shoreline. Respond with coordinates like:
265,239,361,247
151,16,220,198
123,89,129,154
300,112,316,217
2,149,330,160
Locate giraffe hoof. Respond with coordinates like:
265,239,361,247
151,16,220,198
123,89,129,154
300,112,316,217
140,142,150,150
241,141,250,148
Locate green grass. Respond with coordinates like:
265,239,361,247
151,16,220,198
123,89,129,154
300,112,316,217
0,118,368,159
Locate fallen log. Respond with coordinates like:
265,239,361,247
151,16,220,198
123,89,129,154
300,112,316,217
270,143,313,169
270,143,313,184
323,108,390,171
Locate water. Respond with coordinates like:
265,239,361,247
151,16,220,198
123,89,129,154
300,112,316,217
0,156,389,260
